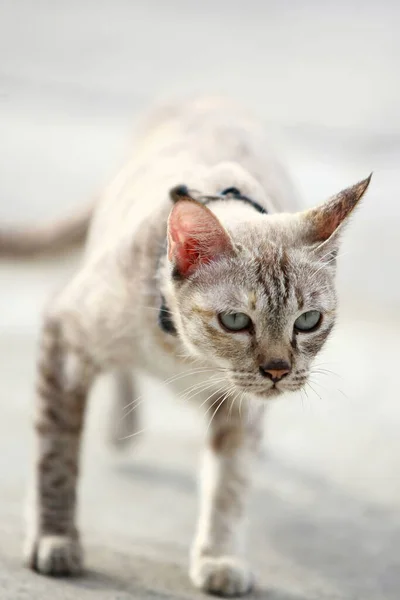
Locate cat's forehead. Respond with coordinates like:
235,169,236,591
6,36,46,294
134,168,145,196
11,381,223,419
193,244,327,313
228,212,304,250
232,218,322,281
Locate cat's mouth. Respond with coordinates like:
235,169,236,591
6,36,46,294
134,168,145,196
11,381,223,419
226,366,309,401
230,376,307,399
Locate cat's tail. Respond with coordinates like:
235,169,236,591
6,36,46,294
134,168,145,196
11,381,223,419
0,202,94,258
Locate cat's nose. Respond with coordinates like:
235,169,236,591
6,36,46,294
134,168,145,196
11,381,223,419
259,359,291,382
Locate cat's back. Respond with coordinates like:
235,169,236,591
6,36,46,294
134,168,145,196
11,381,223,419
85,97,301,260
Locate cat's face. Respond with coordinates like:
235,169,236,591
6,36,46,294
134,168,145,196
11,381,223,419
170,238,336,398
166,177,371,400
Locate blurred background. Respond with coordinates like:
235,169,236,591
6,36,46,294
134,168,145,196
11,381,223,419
0,2,399,599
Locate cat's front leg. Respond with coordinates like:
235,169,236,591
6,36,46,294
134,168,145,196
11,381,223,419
190,398,263,597
24,313,96,576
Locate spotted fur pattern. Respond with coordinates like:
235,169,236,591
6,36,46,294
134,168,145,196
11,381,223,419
20,97,370,596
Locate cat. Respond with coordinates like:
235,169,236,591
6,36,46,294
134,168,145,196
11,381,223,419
2,97,371,597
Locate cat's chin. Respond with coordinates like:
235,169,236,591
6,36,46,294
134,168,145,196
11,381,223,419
242,387,283,401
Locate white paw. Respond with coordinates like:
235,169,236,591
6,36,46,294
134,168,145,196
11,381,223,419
24,534,83,576
190,555,253,597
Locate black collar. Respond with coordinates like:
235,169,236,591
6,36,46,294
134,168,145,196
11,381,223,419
158,295,178,335
204,187,267,215
158,186,268,336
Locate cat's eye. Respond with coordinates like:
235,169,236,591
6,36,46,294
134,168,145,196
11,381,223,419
218,312,251,332
294,310,322,332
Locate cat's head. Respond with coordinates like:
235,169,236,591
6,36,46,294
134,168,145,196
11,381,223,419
165,176,371,399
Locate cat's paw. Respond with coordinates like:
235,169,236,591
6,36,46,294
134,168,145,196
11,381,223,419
190,555,253,597
24,534,83,576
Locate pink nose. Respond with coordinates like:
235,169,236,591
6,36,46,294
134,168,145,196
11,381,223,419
259,359,291,382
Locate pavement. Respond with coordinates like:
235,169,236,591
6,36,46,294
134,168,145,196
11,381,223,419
0,2,399,599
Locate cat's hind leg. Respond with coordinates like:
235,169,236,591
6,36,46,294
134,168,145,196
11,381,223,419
190,397,264,597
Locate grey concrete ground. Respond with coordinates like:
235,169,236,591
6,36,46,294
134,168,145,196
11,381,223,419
0,1,399,599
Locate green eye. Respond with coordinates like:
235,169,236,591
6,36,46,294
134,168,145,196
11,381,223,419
219,312,251,332
294,310,322,332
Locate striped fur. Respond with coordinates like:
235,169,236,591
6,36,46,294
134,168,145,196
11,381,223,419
18,98,370,596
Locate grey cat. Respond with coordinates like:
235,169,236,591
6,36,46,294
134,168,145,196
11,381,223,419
1,97,370,596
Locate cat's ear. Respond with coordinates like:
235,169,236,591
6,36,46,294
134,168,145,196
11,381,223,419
302,174,372,259
167,188,235,278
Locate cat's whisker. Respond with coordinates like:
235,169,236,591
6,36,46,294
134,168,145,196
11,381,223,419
118,427,149,442
312,248,350,267
311,366,344,381
159,366,226,388
139,305,167,312
203,387,231,417
121,395,147,419
198,391,220,413
299,381,310,409
120,367,225,414
297,386,304,409
305,380,323,401
307,376,330,393
228,392,238,419
232,390,243,420
121,393,146,413
178,381,216,401
308,250,351,283
184,383,226,404
239,393,244,420
299,388,307,410
205,390,232,434
313,360,342,369
121,377,225,420
199,384,230,411
178,377,221,399
308,376,348,401
310,366,339,381
176,352,196,362
179,378,227,404
202,395,225,424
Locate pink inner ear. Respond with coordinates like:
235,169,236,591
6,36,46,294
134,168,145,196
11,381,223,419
167,200,234,277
